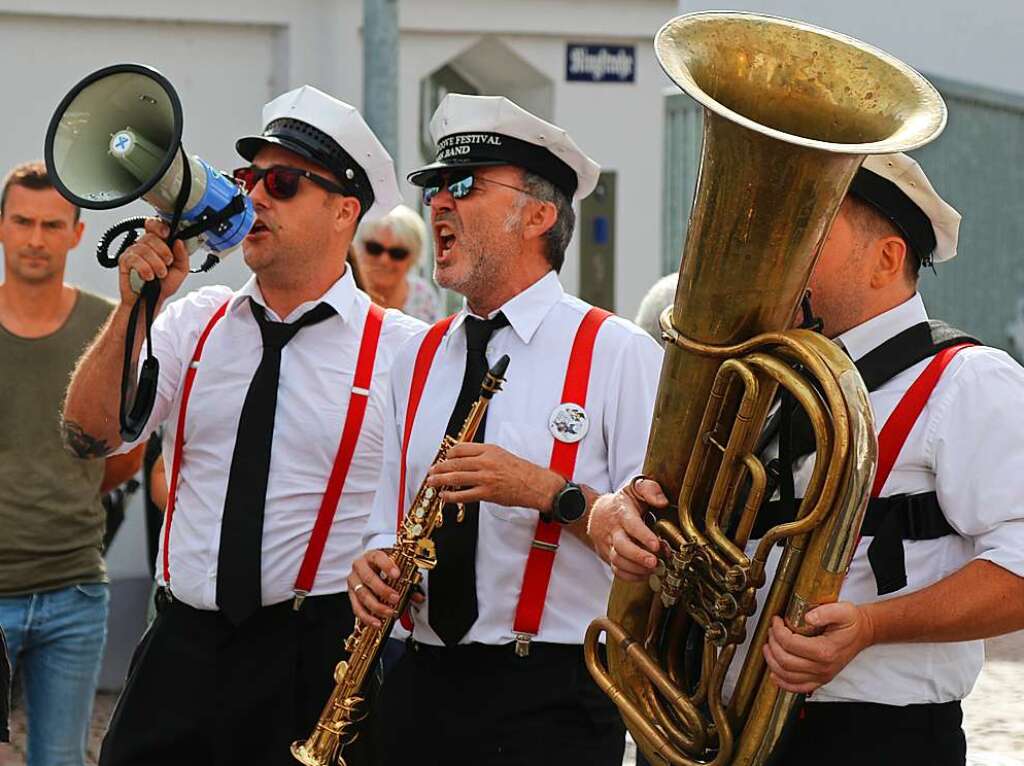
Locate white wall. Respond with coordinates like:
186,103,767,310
676,1,1024,97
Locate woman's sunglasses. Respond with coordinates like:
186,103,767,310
421,172,530,206
232,165,346,200
363,240,411,262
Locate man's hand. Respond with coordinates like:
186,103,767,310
763,602,877,694
426,442,564,513
118,218,190,306
588,478,666,581
347,549,423,628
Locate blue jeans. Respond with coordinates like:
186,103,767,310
0,584,109,766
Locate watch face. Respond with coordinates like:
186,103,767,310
557,484,587,523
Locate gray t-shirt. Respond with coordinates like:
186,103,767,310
0,289,114,595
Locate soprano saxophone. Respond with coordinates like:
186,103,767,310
291,354,511,766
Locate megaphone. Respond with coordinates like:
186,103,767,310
44,63,254,267
44,63,255,443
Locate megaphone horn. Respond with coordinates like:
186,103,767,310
44,63,254,262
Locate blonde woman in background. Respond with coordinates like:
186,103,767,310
355,204,442,322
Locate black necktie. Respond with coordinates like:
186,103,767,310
428,312,509,645
216,299,336,625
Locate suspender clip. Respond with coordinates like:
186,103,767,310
154,585,174,614
292,589,309,611
514,632,534,658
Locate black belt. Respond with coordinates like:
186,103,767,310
751,492,955,595
153,586,349,623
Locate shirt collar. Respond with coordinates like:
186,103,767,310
228,266,358,324
448,270,564,345
836,293,929,362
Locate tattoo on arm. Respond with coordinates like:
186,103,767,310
62,420,114,459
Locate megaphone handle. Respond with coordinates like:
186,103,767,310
119,279,161,442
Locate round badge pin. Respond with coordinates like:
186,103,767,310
549,402,589,444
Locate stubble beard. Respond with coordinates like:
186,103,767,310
436,231,513,310
243,225,329,290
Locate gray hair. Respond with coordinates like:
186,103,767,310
518,171,576,272
355,204,428,263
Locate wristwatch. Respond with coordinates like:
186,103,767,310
547,480,587,525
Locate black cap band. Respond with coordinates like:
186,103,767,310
430,132,577,199
849,167,937,266
251,118,375,215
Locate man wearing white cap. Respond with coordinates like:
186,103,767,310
63,86,425,765
589,152,1024,765
350,94,662,764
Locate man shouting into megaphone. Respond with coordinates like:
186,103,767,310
63,86,426,766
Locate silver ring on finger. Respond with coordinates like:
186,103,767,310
353,583,365,594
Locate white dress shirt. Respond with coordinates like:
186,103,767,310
118,268,425,610
724,293,1024,705
363,271,664,646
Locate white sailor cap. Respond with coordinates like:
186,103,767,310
407,94,600,202
236,85,402,221
851,153,961,265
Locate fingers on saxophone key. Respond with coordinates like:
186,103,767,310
352,550,403,623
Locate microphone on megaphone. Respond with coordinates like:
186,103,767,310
44,63,255,441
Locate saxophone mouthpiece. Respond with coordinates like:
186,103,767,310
489,354,510,380
482,355,510,399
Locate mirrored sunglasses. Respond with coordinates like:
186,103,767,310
422,172,534,206
422,172,476,206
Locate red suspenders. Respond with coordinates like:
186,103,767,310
293,303,384,607
512,307,610,654
870,343,975,497
395,308,611,645
161,299,386,610
397,315,457,533
396,315,456,630
163,300,229,585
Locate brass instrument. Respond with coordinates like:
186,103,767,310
292,355,511,766
584,12,947,765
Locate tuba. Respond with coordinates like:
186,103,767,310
584,12,946,765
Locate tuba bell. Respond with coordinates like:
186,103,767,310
584,12,946,765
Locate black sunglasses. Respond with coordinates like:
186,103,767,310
421,172,530,206
363,240,411,262
232,165,346,200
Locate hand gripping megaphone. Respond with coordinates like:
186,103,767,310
44,63,255,441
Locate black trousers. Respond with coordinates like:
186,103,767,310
633,700,967,766
382,640,625,766
99,592,377,766
772,700,967,766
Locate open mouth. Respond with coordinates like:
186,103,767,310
434,222,457,257
248,220,270,237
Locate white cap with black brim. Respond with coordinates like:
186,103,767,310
851,153,961,266
236,85,402,221
408,94,600,203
